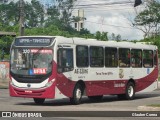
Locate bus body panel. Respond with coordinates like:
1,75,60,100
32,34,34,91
9,63,158,98
9,36,158,100
56,73,76,97
55,66,158,97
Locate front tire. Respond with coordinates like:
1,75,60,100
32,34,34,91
33,98,45,104
70,84,83,105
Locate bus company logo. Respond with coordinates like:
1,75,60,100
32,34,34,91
27,83,31,88
119,69,124,79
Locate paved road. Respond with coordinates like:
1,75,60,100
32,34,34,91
1,89,160,111
0,89,160,120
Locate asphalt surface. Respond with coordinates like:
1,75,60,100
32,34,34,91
1,89,160,111
0,89,160,120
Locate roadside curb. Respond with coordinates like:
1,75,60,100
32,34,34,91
137,106,160,111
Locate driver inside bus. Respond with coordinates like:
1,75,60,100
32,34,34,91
34,55,48,68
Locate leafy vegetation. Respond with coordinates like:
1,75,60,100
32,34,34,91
0,0,160,60
148,104,160,107
132,1,160,52
133,1,160,38
0,0,101,60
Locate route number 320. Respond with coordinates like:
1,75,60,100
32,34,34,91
23,49,30,54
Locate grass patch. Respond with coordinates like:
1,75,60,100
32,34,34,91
148,104,160,107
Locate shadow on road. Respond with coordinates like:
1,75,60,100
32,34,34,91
15,92,160,106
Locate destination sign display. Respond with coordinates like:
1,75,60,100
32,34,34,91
14,37,55,46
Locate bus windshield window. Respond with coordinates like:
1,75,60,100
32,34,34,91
10,48,53,75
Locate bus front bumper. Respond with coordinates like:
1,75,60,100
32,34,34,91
9,82,56,99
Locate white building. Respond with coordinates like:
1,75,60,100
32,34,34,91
73,9,85,31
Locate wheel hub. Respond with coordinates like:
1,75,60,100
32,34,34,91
76,88,82,99
128,86,134,97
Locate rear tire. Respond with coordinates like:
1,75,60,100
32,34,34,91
70,84,83,105
117,82,135,100
125,82,135,100
33,98,45,104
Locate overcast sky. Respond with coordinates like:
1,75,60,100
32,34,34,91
23,0,152,40
72,0,147,40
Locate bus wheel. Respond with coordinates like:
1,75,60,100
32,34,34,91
88,95,103,101
33,98,45,104
70,84,83,105
125,82,135,100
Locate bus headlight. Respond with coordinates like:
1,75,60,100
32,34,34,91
45,79,55,87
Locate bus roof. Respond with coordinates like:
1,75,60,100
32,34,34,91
54,36,157,50
16,36,55,38
15,36,157,50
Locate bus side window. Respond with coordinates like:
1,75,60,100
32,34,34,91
76,45,88,67
105,47,118,67
143,50,153,68
131,49,142,67
57,48,73,73
119,48,130,67
154,50,158,66
90,46,104,67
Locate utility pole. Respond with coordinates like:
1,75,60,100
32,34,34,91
19,0,25,36
77,10,80,32
100,17,104,33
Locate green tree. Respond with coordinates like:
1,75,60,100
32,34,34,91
0,36,13,60
134,1,160,38
95,31,101,40
25,0,45,28
0,2,19,27
101,32,108,41
45,5,60,27
79,28,90,35
95,31,108,41
111,33,116,40
115,34,122,41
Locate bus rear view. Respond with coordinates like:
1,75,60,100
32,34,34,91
9,36,56,104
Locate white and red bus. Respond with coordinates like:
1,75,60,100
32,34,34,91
9,36,158,105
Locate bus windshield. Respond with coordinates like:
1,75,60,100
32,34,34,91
10,48,53,75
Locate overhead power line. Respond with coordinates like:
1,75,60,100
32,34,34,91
75,1,134,7
84,21,136,29
72,1,144,31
